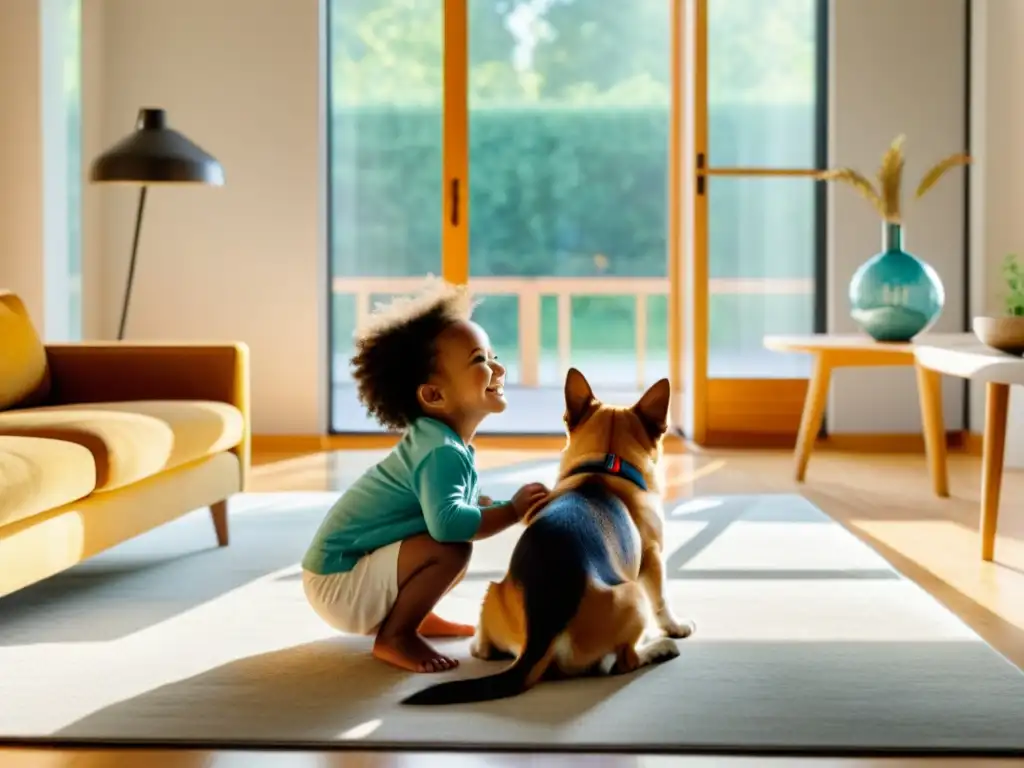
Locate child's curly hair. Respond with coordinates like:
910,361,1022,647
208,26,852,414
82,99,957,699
350,278,475,431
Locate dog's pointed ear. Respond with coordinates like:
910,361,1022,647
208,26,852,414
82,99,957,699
564,367,597,430
632,378,671,438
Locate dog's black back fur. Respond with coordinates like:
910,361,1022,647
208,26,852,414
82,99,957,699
401,479,641,706
511,479,641,589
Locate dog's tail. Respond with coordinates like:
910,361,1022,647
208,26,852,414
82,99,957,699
400,554,587,706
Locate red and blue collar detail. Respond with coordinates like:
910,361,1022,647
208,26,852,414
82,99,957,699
566,453,648,491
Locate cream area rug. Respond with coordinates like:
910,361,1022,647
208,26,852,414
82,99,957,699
2,458,1024,757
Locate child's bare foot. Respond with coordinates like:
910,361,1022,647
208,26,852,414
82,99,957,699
418,611,475,638
373,632,458,673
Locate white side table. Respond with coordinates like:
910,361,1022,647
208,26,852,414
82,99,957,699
915,337,1024,561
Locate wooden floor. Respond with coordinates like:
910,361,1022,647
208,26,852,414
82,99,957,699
4,444,1024,767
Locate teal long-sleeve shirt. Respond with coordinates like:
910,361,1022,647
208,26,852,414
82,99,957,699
301,417,502,575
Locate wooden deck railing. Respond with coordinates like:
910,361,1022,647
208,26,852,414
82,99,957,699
332,276,813,388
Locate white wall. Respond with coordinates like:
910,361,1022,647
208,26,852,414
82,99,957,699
827,0,967,434
81,0,327,434
7,0,972,436
970,0,1024,467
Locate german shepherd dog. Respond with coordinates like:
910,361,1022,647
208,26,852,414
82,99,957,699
401,367,694,706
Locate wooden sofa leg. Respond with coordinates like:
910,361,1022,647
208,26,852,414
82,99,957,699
210,500,229,547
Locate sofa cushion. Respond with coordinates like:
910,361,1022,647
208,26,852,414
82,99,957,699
0,436,97,527
0,292,51,411
0,400,244,492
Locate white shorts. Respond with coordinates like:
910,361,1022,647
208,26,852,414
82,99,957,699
302,540,402,636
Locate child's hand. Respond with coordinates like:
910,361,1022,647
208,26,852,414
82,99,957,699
511,482,550,519
477,494,494,507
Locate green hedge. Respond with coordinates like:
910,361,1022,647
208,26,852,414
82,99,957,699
330,104,818,358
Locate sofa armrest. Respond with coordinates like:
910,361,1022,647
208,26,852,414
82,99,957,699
43,341,251,490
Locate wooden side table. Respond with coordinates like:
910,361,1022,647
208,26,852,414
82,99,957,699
915,336,1024,561
763,334,949,497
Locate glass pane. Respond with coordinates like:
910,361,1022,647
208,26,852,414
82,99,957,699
708,0,819,168
707,176,816,378
65,0,82,341
327,0,443,433
42,0,82,342
467,0,671,434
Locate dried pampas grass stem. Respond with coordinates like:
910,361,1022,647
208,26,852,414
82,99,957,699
877,134,905,223
816,168,885,218
818,134,971,225
915,153,972,199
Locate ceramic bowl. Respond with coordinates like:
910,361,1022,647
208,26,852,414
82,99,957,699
973,315,1024,355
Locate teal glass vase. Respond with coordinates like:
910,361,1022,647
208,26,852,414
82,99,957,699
849,222,945,342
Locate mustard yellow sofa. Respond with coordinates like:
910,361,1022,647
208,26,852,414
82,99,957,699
0,290,250,598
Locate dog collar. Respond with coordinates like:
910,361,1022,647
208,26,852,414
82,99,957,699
566,453,648,491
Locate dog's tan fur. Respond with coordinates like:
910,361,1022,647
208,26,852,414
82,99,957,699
469,368,694,685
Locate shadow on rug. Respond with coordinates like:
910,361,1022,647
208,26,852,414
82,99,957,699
47,637,1024,756
54,635,641,745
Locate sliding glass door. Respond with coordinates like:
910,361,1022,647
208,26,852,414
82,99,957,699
684,0,827,443
327,0,674,435
464,0,673,433
326,0,445,433
326,0,826,441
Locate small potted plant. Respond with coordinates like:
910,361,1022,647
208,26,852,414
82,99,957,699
973,254,1024,355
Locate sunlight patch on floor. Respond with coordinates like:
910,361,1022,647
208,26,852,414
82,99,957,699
339,718,383,740
850,518,1024,633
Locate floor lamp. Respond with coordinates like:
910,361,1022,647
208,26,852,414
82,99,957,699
90,107,225,340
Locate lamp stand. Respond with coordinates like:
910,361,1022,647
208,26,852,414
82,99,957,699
117,185,148,341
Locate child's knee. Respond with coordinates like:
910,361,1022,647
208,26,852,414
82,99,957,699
399,534,472,579
417,534,471,564
437,540,472,571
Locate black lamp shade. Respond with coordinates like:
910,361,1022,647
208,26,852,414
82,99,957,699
90,108,225,185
